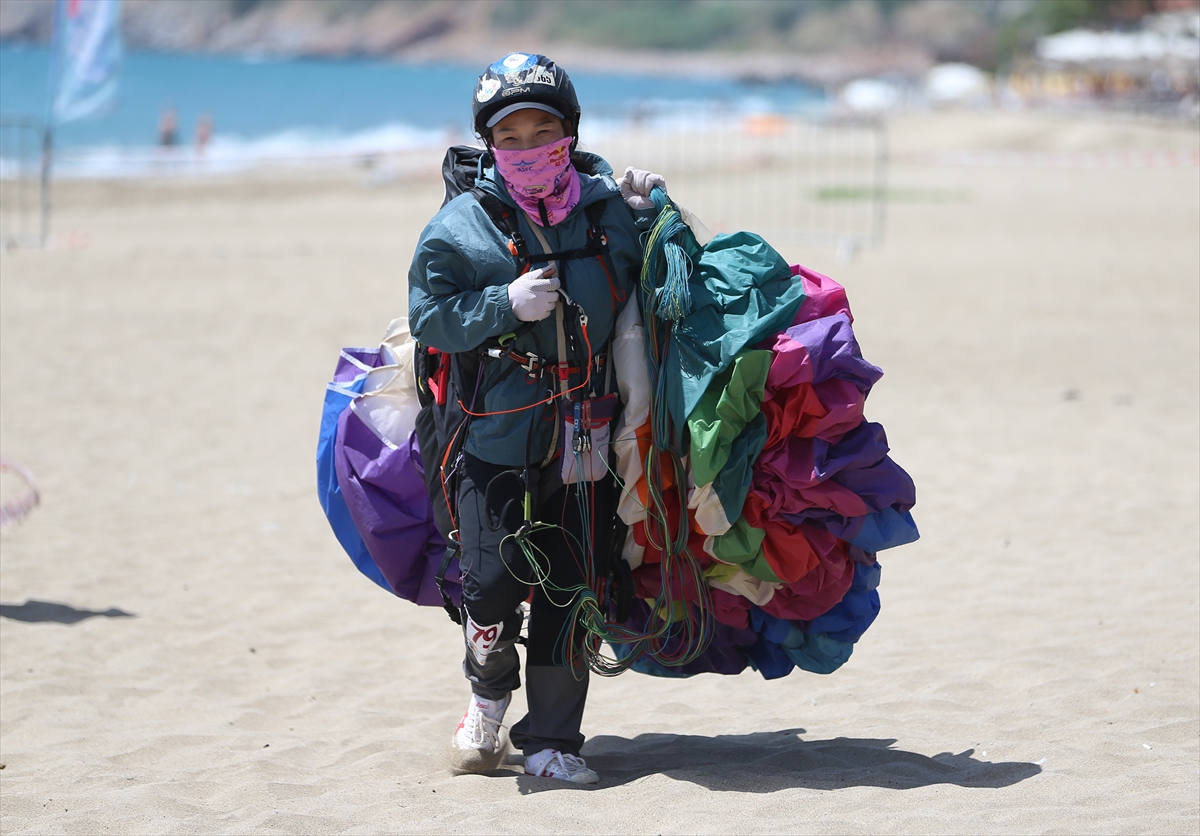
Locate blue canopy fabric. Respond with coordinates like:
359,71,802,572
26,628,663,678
316,348,391,594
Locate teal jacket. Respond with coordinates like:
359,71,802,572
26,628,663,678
409,152,648,467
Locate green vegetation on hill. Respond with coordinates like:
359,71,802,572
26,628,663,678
504,0,1160,68
540,0,759,51
509,0,1167,69
0,0,1169,73
218,0,1155,55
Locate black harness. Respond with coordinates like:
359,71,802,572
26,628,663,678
421,148,628,624
472,188,624,313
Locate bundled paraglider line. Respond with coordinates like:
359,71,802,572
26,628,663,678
641,190,691,451
551,187,715,677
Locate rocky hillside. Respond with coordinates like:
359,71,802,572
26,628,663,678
0,0,1166,85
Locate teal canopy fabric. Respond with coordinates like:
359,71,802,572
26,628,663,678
665,232,805,429
710,413,768,530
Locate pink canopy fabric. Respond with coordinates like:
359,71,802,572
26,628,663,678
791,264,852,325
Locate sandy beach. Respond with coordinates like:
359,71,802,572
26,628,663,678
1,109,1197,834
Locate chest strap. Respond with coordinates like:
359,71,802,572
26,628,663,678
474,189,610,267
484,345,604,382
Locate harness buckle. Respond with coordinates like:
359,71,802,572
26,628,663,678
510,232,528,259
518,352,541,374
587,225,608,249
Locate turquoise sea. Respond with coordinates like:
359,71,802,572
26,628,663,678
0,46,826,175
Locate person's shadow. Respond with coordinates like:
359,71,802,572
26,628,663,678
515,729,1042,793
0,599,135,624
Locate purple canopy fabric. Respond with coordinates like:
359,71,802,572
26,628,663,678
747,440,870,519
790,508,868,543
831,456,917,516
755,420,889,492
760,314,883,448
755,420,914,519
334,410,458,608
330,348,382,385
780,507,919,554
811,420,890,480
710,586,753,630
766,314,883,394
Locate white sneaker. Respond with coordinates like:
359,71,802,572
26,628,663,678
524,748,599,784
449,694,510,773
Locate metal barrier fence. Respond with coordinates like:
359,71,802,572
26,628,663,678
0,116,48,249
0,112,887,255
584,111,887,256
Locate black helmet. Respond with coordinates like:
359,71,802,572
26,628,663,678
472,53,581,137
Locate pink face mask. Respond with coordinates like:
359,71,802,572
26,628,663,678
492,136,580,227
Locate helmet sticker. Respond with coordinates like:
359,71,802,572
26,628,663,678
477,78,501,102
497,53,534,72
501,86,532,98
507,64,555,87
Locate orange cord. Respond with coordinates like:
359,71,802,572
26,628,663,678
436,309,596,534
458,316,594,417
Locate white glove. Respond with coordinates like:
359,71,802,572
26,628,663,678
507,267,560,322
621,166,666,210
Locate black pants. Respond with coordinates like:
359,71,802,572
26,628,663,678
457,453,614,756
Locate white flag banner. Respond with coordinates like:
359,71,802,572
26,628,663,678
51,0,123,124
